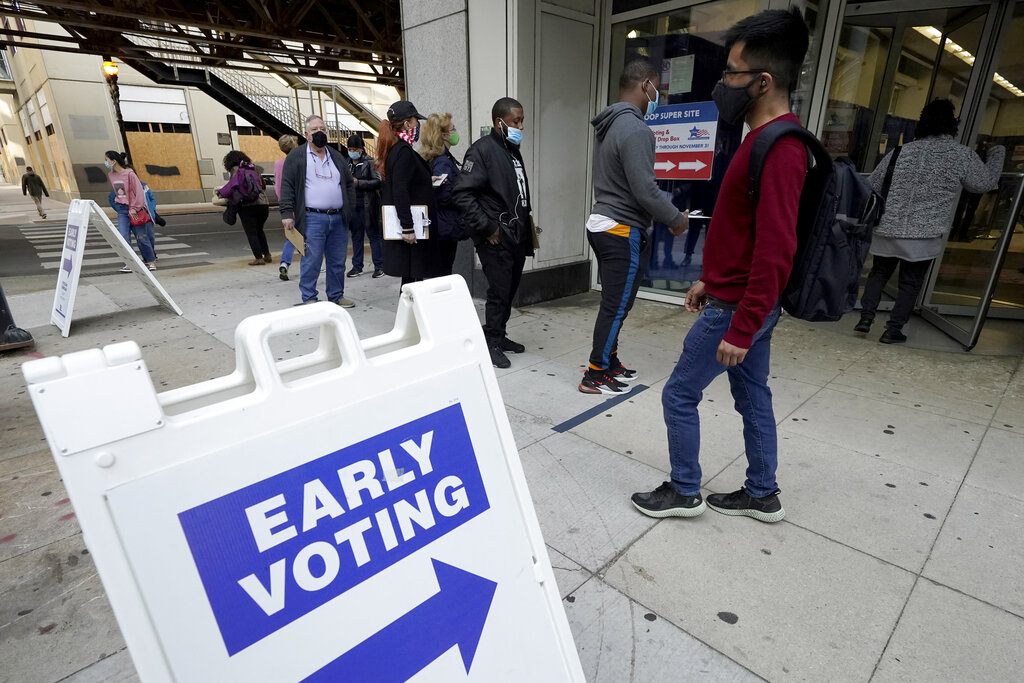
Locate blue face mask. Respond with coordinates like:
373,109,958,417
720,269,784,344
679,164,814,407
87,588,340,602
348,151,361,160
644,80,658,117
500,120,523,145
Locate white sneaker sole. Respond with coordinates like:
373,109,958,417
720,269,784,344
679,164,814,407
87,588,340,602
578,382,631,395
631,498,706,518
707,503,785,523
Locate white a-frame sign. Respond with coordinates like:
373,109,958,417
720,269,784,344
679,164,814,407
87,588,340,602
24,276,585,682
51,199,182,337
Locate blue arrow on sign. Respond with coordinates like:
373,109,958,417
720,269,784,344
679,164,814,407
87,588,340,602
302,559,498,682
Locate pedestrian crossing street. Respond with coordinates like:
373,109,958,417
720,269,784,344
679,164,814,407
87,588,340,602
19,223,211,274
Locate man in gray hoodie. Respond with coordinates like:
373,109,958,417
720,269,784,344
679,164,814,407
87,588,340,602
580,60,688,395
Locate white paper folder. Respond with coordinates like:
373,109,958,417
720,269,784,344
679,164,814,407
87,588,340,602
382,205,430,240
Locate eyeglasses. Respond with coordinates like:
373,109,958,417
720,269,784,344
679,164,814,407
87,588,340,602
314,159,333,180
722,69,771,80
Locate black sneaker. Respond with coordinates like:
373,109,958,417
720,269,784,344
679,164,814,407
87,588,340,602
706,487,785,523
879,327,907,344
631,482,706,518
279,265,289,281
578,368,631,395
853,317,872,334
372,268,385,279
609,356,638,382
499,337,525,354
489,345,511,369
347,267,363,277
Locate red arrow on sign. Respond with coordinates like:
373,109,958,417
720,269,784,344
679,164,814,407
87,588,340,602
654,152,714,180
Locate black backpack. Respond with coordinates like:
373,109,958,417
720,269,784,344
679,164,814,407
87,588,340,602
749,121,884,322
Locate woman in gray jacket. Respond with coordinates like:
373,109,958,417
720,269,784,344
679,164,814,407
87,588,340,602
855,99,1004,343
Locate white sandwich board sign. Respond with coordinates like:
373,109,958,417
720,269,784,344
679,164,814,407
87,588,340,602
51,199,181,337
23,275,585,683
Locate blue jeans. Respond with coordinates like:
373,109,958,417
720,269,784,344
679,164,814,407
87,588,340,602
350,205,383,271
114,203,156,263
300,211,348,303
662,302,782,498
280,239,295,266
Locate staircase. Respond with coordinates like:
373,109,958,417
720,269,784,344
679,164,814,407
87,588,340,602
122,35,375,147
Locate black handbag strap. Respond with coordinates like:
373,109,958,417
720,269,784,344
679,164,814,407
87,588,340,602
881,145,902,199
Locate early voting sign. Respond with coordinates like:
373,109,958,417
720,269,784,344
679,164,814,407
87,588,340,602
23,276,584,683
51,199,181,337
645,102,719,181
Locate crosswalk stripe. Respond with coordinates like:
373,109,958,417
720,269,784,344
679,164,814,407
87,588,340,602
42,252,210,269
38,242,194,258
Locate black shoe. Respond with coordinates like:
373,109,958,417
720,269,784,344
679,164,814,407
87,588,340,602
853,317,872,334
578,368,631,395
879,327,907,344
279,265,289,281
489,345,511,369
347,267,363,277
609,356,638,382
706,487,785,523
631,482,706,518
372,268,385,279
499,337,525,354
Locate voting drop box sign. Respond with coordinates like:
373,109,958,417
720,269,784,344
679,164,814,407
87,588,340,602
22,276,585,683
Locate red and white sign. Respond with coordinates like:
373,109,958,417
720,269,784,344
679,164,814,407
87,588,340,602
653,151,714,180
646,102,718,181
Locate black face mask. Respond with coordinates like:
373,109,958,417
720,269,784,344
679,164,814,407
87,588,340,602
311,131,328,148
711,75,763,126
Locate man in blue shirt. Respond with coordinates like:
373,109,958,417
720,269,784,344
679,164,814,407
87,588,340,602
279,115,357,307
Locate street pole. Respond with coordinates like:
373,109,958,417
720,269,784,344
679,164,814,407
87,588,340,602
102,58,132,167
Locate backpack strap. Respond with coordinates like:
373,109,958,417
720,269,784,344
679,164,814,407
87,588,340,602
748,120,833,202
880,146,902,199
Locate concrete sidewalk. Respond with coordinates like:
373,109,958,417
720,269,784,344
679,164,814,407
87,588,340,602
1,253,1022,682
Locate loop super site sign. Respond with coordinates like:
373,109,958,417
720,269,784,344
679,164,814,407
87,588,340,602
645,102,718,181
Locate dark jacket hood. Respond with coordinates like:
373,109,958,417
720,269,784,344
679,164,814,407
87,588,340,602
591,102,643,142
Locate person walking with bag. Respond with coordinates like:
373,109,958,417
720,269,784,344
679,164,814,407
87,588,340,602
21,166,48,219
855,99,1005,344
217,151,272,265
346,134,385,279
377,100,440,286
104,150,156,272
420,112,463,276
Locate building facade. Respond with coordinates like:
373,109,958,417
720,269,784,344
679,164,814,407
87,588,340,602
0,16,398,205
402,0,1023,348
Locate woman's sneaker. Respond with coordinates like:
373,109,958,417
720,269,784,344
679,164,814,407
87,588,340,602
578,368,631,395
631,482,706,518
609,356,638,382
706,487,785,523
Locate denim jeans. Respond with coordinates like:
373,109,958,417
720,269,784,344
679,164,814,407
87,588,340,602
662,302,782,498
300,211,348,303
349,205,383,271
280,239,295,266
114,203,156,263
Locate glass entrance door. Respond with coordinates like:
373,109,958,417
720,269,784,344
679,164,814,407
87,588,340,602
826,0,1017,349
920,1,1024,348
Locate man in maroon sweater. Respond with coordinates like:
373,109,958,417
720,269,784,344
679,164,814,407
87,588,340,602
632,9,809,523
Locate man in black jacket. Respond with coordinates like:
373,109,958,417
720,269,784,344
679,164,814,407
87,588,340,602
452,97,534,369
346,134,384,279
22,166,49,219
280,115,357,307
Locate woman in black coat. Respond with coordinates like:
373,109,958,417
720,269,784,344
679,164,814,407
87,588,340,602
419,112,464,276
377,100,441,285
